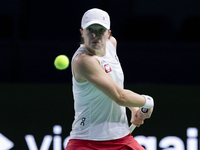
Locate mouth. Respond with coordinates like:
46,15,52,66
92,42,99,45
92,40,100,44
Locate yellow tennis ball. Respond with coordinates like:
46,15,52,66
54,55,69,70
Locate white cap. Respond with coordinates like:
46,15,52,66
81,8,110,29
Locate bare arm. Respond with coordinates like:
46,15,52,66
110,36,154,124
72,53,146,107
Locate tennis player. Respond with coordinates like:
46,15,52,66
65,8,154,150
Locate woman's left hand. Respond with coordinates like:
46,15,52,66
129,107,144,127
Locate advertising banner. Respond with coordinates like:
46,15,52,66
1,84,199,150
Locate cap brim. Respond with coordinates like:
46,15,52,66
82,20,110,29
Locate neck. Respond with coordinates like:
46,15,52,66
85,44,106,57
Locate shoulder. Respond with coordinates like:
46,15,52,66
73,53,100,73
108,36,117,49
72,53,103,82
73,53,99,67
72,53,100,82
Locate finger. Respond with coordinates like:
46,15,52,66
141,120,144,125
136,124,140,127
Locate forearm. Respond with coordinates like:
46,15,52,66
116,89,146,107
115,89,154,110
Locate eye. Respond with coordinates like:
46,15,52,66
100,28,106,33
87,28,93,32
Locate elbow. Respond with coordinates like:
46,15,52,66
116,100,126,106
114,94,127,106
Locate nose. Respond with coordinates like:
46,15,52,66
92,33,96,37
92,32,100,38
92,33,97,38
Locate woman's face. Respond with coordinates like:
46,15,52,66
80,24,111,53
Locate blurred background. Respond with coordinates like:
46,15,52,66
0,0,200,149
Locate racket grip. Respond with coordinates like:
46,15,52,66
129,108,149,133
141,108,148,114
129,124,136,133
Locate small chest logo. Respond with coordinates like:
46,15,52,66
104,64,112,73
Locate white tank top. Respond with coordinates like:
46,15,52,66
70,40,130,141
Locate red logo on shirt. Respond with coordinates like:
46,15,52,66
104,64,112,73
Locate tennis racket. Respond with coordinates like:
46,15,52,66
129,108,148,133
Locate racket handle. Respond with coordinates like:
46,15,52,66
129,108,148,133
129,124,136,133
141,108,148,114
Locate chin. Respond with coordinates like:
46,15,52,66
91,45,101,50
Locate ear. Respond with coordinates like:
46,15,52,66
80,29,83,37
108,30,112,39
